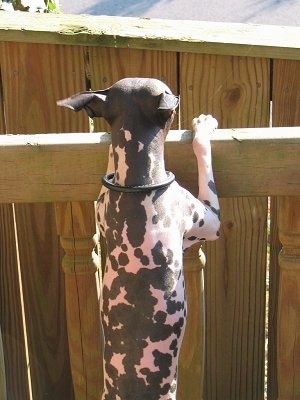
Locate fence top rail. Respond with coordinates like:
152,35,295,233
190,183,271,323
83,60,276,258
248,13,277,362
0,127,299,203
0,13,299,60
1,127,300,145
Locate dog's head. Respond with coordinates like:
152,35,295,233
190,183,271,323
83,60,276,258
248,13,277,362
57,77,179,130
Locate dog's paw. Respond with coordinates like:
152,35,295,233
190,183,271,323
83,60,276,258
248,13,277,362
192,114,218,134
192,114,217,155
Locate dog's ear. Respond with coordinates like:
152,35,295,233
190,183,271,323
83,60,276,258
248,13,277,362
57,89,109,118
158,91,179,110
158,91,179,122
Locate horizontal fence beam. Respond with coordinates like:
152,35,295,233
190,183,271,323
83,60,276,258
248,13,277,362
0,13,299,60
1,127,299,203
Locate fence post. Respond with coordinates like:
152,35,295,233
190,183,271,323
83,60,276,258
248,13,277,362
55,201,103,400
277,196,300,399
178,244,205,400
0,327,7,400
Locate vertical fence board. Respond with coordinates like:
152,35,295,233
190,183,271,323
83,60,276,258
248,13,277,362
0,52,6,400
267,197,281,400
0,43,30,400
0,51,5,134
179,53,269,399
49,45,103,400
272,59,300,127
55,201,102,400
1,41,88,399
0,324,6,400
272,59,300,400
276,197,300,399
0,204,30,400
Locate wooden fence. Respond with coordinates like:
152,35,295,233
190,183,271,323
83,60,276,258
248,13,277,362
0,13,299,400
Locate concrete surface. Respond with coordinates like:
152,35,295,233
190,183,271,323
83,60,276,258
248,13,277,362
59,0,299,27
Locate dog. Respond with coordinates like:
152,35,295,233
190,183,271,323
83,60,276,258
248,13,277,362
58,77,220,400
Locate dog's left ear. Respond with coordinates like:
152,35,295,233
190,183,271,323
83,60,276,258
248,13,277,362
57,89,109,118
158,91,179,121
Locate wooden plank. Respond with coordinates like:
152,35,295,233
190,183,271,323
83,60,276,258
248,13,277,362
0,41,89,399
0,44,8,400
22,42,105,400
0,326,6,399
267,198,281,400
0,13,300,60
204,198,267,399
277,197,300,399
179,53,269,399
0,128,299,203
1,42,88,134
0,204,31,400
54,201,103,400
272,59,300,400
273,59,300,127
0,53,5,134
179,54,270,126
0,42,30,400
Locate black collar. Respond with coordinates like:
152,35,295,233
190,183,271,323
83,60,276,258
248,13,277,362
102,171,175,193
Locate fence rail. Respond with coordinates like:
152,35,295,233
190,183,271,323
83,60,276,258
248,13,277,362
0,12,299,400
0,128,299,203
1,13,300,59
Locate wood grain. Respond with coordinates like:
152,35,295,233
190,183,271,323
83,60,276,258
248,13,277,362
0,52,5,134
273,59,300,400
0,42,30,400
180,53,269,399
205,198,267,399
179,53,270,128
0,13,299,60
0,204,30,400
0,29,298,399
0,42,8,400
0,128,299,203
267,197,281,400
273,59,300,127
1,42,88,134
177,245,206,400
55,201,103,400
0,41,88,399
0,325,6,399
277,197,300,399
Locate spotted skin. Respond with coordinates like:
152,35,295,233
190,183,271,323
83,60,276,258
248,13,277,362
97,180,218,400
58,78,220,400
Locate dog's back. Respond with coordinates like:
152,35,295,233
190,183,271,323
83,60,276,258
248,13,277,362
58,77,220,400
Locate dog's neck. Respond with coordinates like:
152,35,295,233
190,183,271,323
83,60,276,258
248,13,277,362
111,126,168,187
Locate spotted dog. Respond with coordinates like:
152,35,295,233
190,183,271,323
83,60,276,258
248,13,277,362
58,78,220,400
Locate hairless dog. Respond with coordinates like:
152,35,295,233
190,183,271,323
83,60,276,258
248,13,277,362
58,77,220,400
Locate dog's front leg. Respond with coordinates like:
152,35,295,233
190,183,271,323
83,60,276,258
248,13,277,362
192,114,220,231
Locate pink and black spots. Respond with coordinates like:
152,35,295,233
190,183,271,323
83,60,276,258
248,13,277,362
134,248,150,266
100,230,186,399
98,179,214,398
151,188,174,228
104,191,148,250
58,78,220,400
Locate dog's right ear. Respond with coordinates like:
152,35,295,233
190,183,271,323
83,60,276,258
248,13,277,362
157,91,180,123
57,89,109,118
